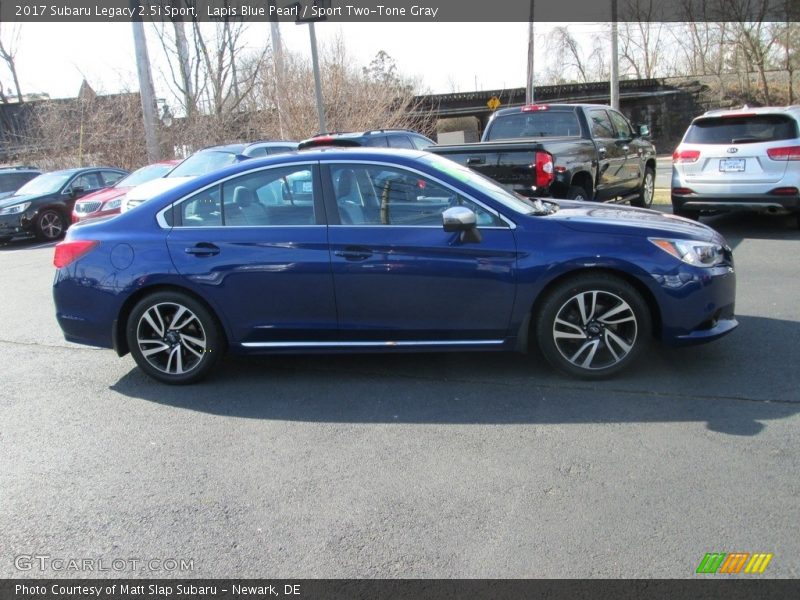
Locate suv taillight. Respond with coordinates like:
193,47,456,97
673,149,700,163
767,145,800,161
534,151,555,189
54,240,98,268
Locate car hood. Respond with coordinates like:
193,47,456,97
124,176,194,201
77,186,133,204
549,200,723,243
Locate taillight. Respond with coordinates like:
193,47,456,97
768,187,799,196
534,151,554,189
673,149,700,163
672,187,695,195
53,240,98,268
767,146,800,161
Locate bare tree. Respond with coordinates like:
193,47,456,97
546,26,591,83
618,0,666,79
0,2,24,103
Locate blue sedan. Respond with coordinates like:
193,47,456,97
53,148,737,384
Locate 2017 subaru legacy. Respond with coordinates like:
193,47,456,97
54,148,737,384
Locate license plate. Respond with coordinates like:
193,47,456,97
719,158,745,172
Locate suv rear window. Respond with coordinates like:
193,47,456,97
685,114,799,144
485,110,581,141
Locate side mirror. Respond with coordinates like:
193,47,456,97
70,186,85,197
442,206,482,243
636,124,651,138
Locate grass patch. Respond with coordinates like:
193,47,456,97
653,189,671,206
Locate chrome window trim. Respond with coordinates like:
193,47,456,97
156,161,319,230
323,159,517,230
241,339,505,349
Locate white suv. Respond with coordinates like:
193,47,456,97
671,106,800,227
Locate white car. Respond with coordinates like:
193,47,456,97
671,105,800,227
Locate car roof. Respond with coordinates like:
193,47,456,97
43,167,126,177
699,105,800,119
196,143,247,154
0,166,40,172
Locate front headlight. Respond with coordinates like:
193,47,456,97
0,202,31,216
649,237,725,267
105,196,123,210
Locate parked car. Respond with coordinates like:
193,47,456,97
429,103,657,207
121,142,297,212
54,148,737,385
671,105,800,226
298,129,435,150
0,166,42,200
72,160,181,223
0,167,128,243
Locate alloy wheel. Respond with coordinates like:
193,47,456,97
39,211,63,240
135,302,207,375
551,290,638,371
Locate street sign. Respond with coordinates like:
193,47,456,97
487,96,501,111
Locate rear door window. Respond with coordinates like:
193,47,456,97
685,115,799,144
587,109,615,139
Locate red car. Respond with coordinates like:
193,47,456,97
72,160,180,223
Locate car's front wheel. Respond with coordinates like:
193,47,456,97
126,291,224,384
35,209,66,241
535,273,651,378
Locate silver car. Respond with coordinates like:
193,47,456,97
671,106,800,227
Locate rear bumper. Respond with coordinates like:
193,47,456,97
672,193,800,214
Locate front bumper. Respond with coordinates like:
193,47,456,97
0,212,32,240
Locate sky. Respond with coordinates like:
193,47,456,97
5,22,607,102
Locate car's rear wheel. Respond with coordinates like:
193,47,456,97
566,185,590,201
35,209,66,241
535,273,651,379
126,291,223,385
631,167,655,208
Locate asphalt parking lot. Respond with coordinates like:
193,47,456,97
1,211,798,579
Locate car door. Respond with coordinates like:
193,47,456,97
607,109,641,193
63,171,106,210
165,163,338,346
323,161,518,344
586,108,626,199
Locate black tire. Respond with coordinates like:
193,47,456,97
126,291,224,385
631,167,655,208
566,185,590,201
535,273,652,379
35,209,66,241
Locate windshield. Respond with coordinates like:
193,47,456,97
685,114,798,144
485,110,581,141
117,163,174,187
420,153,554,216
15,172,71,196
168,151,240,178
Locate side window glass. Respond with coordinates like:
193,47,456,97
608,111,632,139
180,186,222,227
409,134,433,150
102,170,125,186
330,164,503,227
588,110,615,139
69,173,103,193
222,165,315,226
362,135,389,147
388,135,414,149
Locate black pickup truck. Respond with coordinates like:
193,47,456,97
429,103,657,207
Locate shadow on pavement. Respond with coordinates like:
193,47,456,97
110,316,799,437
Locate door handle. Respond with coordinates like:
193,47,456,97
622,145,630,153
598,146,607,155
334,247,373,261
184,243,220,257
466,157,485,165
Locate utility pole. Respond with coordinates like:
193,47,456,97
269,1,286,138
131,0,160,162
307,21,326,134
610,0,620,110
526,0,535,104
